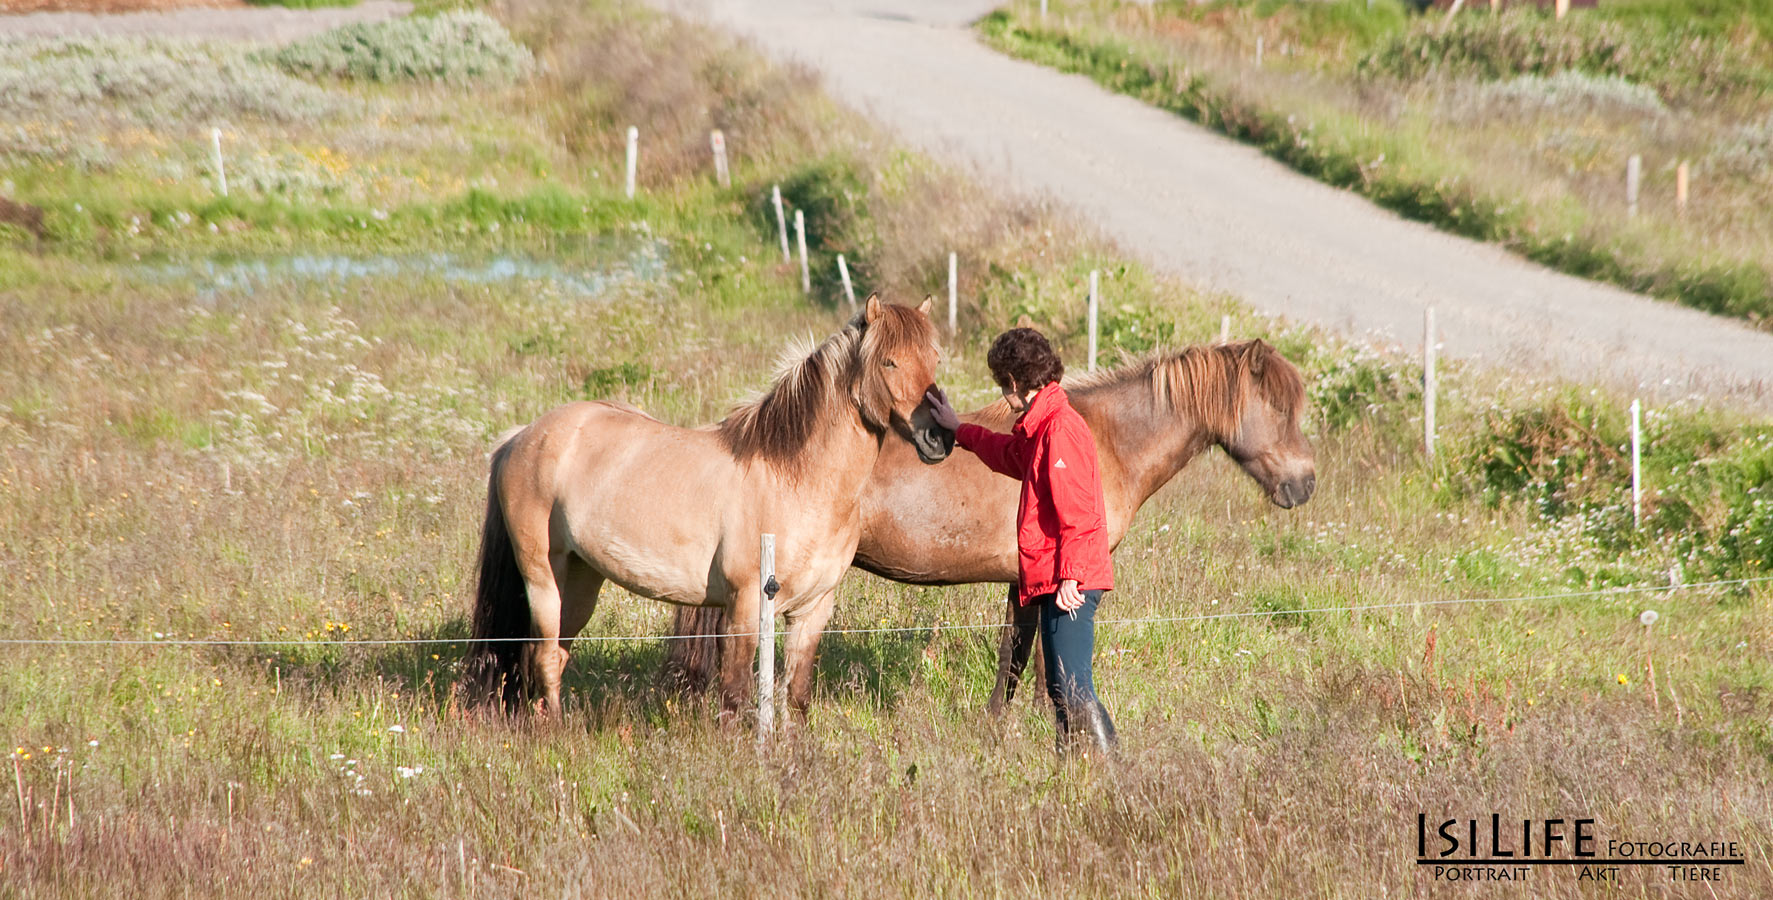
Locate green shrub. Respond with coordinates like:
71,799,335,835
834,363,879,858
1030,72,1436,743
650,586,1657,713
1357,9,1770,103
1098,301,1177,360
1597,0,1773,43
1307,344,1420,433
270,11,533,84
757,154,873,303
1673,432,1773,578
1455,394,1773,577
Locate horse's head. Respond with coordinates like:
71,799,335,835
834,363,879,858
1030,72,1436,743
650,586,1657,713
1219,340,1316,509
857,294,953,464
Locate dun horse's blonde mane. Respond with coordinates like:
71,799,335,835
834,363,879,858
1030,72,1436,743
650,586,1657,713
974,340,1303,436
716,305,935,475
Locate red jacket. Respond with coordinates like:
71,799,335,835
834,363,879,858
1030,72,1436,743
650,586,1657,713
955,383,1114,606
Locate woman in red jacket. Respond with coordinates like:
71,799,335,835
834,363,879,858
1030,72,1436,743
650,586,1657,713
926,328,1116,755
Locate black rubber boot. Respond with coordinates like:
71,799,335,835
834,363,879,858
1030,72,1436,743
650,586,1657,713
1078,699,1117,757
1051,700,1072,755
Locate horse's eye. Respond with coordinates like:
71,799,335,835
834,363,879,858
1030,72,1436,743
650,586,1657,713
883,359,897,368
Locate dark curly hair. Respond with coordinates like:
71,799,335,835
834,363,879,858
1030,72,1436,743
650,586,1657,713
986,327,1064,392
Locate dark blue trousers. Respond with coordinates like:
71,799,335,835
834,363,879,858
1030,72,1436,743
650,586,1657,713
1034,589,1105,711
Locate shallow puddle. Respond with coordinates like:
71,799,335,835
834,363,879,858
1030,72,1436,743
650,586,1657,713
136,245,668,300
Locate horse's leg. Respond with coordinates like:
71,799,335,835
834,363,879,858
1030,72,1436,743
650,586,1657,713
716,580,759,727
516,549,571,717
663,605,724,694
782,588,838,724
986,584,1041,716
555,555,605,709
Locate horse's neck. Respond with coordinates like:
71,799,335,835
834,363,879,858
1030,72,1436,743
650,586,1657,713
1079,374,1216,510
792,390,885,500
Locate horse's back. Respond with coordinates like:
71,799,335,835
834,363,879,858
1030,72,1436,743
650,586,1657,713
496,401,743,604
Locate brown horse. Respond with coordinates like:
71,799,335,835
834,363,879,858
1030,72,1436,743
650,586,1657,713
463,295,953,720
666,339,1315,709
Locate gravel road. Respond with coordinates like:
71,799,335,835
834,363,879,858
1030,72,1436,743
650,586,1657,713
663,0,1773,413
0,0,409,41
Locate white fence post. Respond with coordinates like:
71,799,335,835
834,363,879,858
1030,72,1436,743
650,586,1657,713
1626,154,1642,218
772,186,790,263
624,126,638,200
710,130,730,189
1219,314,1230,344
757,534,776,739
795,210,810,295
947,252,958,335
211,128,228,198
1087,270,1100,372
1424,307,1437,462
837,253,856,310
1631,399,1642,530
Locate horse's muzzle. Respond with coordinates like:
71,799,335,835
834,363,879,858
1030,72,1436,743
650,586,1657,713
1271,472,1316,509
913,424,955,464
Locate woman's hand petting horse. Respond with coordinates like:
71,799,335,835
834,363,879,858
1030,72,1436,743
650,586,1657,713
925,387,961,432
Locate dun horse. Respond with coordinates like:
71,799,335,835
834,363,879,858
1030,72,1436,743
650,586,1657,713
464,295,952,719
667,339,1315,708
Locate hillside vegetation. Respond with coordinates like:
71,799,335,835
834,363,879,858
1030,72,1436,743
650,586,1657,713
981,0,1773,325
1,1,1770,896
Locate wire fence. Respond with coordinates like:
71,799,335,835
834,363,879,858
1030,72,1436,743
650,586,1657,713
2,574,1767,648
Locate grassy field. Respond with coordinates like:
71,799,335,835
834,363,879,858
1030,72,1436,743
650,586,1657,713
3,1,1772,896
980,0,1773,325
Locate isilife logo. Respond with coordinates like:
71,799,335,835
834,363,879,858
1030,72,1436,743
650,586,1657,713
1415,814,1747,885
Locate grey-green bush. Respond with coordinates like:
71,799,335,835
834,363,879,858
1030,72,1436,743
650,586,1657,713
0,37,338,125
1476,71,1668,119
270,12,534,85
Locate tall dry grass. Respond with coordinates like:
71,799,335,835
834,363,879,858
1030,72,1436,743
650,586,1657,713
1,1,1771,897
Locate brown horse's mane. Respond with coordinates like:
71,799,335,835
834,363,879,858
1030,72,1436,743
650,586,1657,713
717,305,936,474
971,340,1304,437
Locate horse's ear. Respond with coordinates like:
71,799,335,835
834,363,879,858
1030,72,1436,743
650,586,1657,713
917,295,933,317
1015,314,1035,329
865,293,883,324
1245,339,1270,377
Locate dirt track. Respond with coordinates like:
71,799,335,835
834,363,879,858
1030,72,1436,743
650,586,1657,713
663,0,1773,413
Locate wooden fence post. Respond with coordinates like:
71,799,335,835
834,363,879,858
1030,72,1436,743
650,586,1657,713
757,534,776,739
795,209,810,295
1675,162,1690,218
837,253,856,310
948,252,958,335
624,126,638,199
211,128,228,198
1087,269,1100,373
1631,399,1643,530
710,130,730,189
1424,307,1437,461
772,186,790,263
1626,154,1642,218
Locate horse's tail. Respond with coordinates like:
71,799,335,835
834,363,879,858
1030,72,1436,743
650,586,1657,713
461,439,532,712
663,605,725,694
